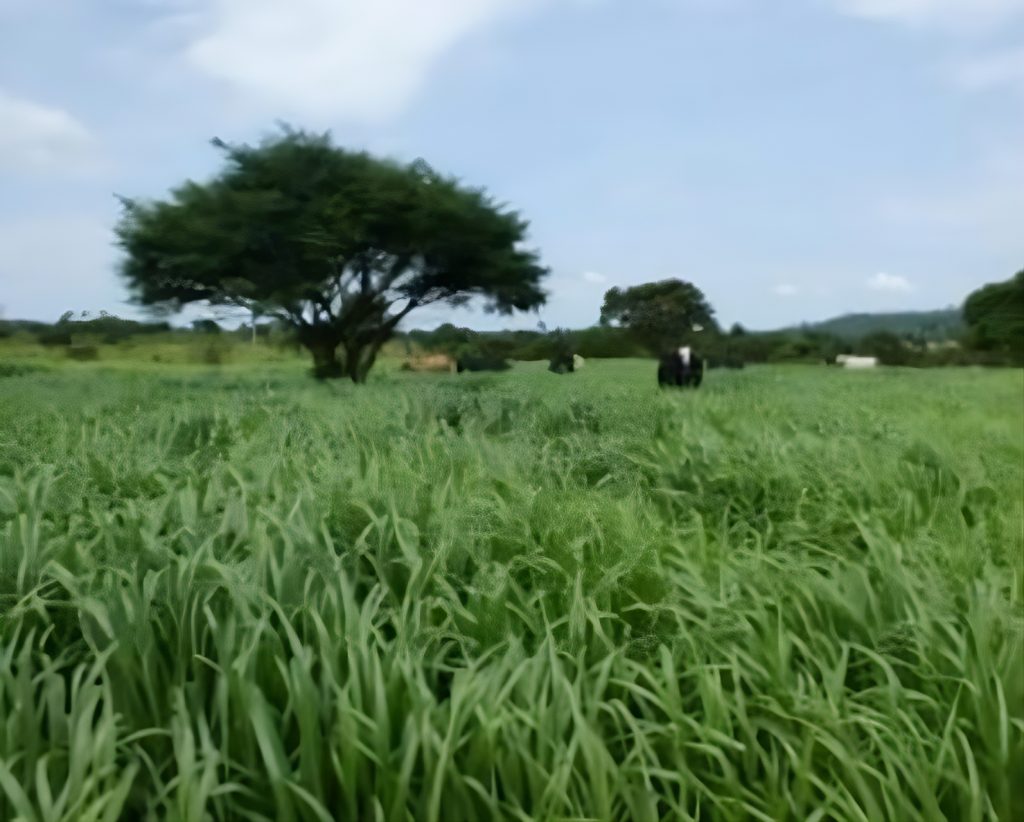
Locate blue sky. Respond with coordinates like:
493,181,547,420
1,0,1021,331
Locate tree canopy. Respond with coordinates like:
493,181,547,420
599,279,717,354
116,129,548,380
963,270,1024,364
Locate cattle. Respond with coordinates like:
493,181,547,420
841,356,878,369
401,354,457,373
658,346,704,388
548,351,575,374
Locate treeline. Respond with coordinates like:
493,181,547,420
2,317,1015,368
1,312,173,348
4,268,1020,369
396,324,1011,368
401,324,647,363
0,312,295,364
397,271,1021,369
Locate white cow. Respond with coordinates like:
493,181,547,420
842,356,878,369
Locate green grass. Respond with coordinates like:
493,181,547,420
1,359,1021,821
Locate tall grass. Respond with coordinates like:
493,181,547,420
1,361,1021,820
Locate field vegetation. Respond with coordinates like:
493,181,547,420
1,359,1021,820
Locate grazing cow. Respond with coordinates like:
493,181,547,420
658,346,704,388
402,354,457,373
548,351,575,374
842,356,878,369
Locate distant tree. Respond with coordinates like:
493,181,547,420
729,323,747,337
963,270,1024,364
421,323,475,354
191,319,222,334
599,279,717,354
116,128,548,382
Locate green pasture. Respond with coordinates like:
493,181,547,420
1,359,1021,820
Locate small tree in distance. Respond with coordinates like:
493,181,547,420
599,279,717,354
116,128,548,381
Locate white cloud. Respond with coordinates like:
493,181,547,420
581,270,607,284
773,283,800,296
835,0,1024,26
0,89,98,174
953,48,1024,93
867,271,913,292
179,0,546,121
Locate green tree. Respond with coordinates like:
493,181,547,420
599,279,716,354
116,129,548,381
963,270,1024,364
191,319,222,335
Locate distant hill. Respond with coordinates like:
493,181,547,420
796,308,964,341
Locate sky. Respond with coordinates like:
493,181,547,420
0,0,1021,331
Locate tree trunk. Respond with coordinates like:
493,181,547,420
307,340,344,380
341,337,389,384
342,343,371,383
344,344,364,383
300,320,398,384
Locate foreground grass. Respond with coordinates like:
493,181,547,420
1,360,1021,820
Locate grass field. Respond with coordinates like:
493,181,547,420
1,358,1021,821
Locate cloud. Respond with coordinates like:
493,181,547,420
867,271,913,292
773,283,800,296
834,0,1024,26
179,0,545,121
0,89,98,174
581,270,608,284
953,48,1024,93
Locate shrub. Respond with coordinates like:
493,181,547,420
66,344,99,361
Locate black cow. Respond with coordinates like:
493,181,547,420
548,351,575,374
658,347,703,388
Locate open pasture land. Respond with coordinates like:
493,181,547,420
1,360,1022,821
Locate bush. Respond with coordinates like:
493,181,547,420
0,362,48,378
573,325,645,358
456,353,510,372
37,329,72,347
860,331,913,366
66,344,99,361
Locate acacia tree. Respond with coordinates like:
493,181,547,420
116,129,548,381
599,279,717,354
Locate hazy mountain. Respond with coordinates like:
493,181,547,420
795,308,963,341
